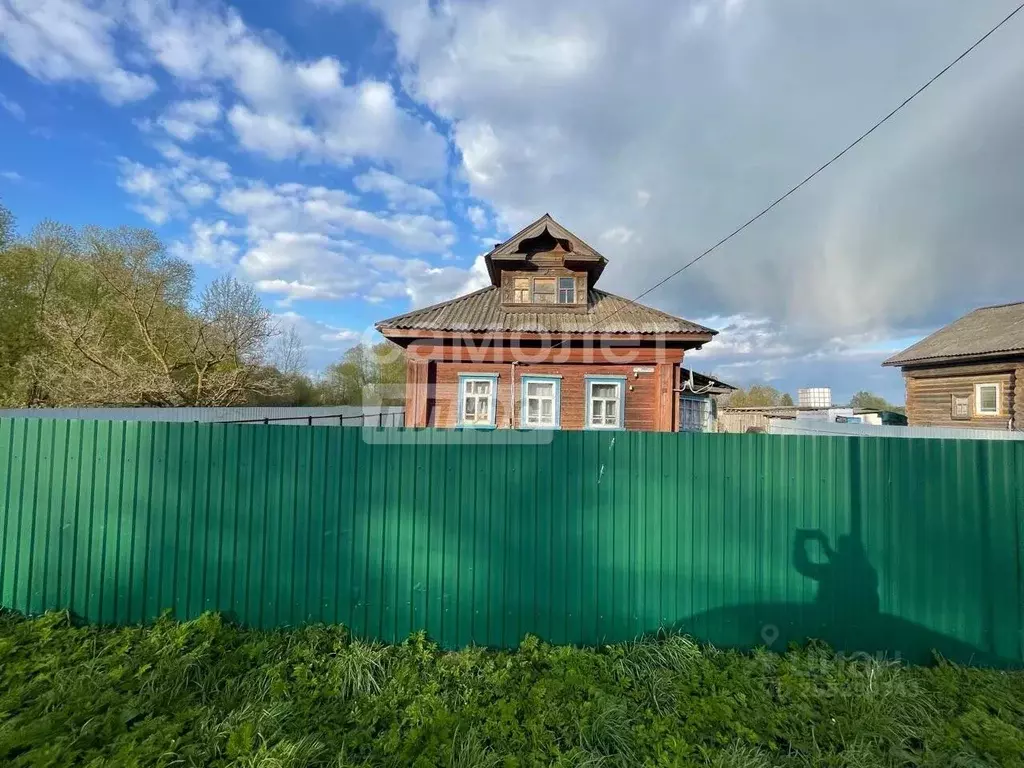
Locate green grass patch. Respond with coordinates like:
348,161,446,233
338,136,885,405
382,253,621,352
1,611,1022,767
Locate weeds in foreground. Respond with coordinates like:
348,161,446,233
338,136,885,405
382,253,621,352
0,611,1022,767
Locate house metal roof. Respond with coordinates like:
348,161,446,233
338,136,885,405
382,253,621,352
883,301,1024,367
681,368,736,394
376,286,716,336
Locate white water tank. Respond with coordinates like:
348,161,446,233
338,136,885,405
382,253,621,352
798,387,832,408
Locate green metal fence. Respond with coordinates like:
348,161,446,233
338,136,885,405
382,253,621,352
1,418,1022,666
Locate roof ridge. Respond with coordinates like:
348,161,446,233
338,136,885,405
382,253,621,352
971,300,1024,311
883,301,1024,366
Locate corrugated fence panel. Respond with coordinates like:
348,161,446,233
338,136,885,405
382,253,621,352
1,419,1022,667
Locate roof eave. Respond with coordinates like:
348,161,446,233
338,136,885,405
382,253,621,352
883,348,1024,368
375,328,716,342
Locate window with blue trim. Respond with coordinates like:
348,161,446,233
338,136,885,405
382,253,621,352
585,376,625,429
521,376,560,428
458,374,498,427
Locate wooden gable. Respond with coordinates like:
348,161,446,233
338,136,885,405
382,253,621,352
484,213,607,287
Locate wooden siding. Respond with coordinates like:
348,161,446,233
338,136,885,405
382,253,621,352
718,411,775,434
1016,365,1024,428
426,361,668,431
903,361,1018,429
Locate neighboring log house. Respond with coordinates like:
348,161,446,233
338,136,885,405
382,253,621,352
883,301,1024,430
376,214,717,431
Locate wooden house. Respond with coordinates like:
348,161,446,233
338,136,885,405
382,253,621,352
376,214,717,431
883,302,1024,430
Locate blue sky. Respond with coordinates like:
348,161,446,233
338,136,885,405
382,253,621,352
3,0,1024,405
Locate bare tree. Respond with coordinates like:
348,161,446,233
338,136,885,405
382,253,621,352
34,228,277,406
0,202,13,251
270,325,307,376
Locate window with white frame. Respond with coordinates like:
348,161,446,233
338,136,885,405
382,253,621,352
522,378,559,427
459,376,496,426
680,396,711,433
558,277,576,304
975,383,1000,415
586,378,624,429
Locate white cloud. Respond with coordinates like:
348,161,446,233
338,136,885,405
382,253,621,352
0,0,449,176
219,180,456,252
466,205,488,230
341,0,1024,359
600,226,637,246
0,170,22,182
0,92,25,120
353,168,443,210
179,180,215,205
227,104,322,160
240,231,367,304
116,145,233,223
117,158,180,223
157,97,222,141
0,0,156,104
362,252,490,308
156,142,232,182
169,219,240,266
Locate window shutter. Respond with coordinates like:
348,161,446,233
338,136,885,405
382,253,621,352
951,394,970,420
576,275,586,305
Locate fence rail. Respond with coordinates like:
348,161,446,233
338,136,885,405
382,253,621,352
0,406,405,428
1,419,1021,667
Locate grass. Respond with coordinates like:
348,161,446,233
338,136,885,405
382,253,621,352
1,611,1022,767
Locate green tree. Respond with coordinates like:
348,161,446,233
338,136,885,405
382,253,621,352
850,390,904,414
724,384,791,408
321,344,371,405
369,340,406,405
319,340,406,406
780,393,795,406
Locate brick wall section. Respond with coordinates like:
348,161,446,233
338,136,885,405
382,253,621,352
429,361,662,430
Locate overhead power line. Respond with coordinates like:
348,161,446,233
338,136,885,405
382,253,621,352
578,1,1024,337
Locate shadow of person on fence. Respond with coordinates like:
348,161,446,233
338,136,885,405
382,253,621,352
790,528,880,649
665,521,1015,668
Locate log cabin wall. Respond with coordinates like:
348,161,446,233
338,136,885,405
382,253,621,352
902,359,1022,429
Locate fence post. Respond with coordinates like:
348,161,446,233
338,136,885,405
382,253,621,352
308,415,313,426
263,417,269,425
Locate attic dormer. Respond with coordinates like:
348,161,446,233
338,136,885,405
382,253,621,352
483,214,608,310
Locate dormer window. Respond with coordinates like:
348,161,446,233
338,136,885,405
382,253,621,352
513,277,530,303
533,278,556,304
558,277,575,304
505,274,581,305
